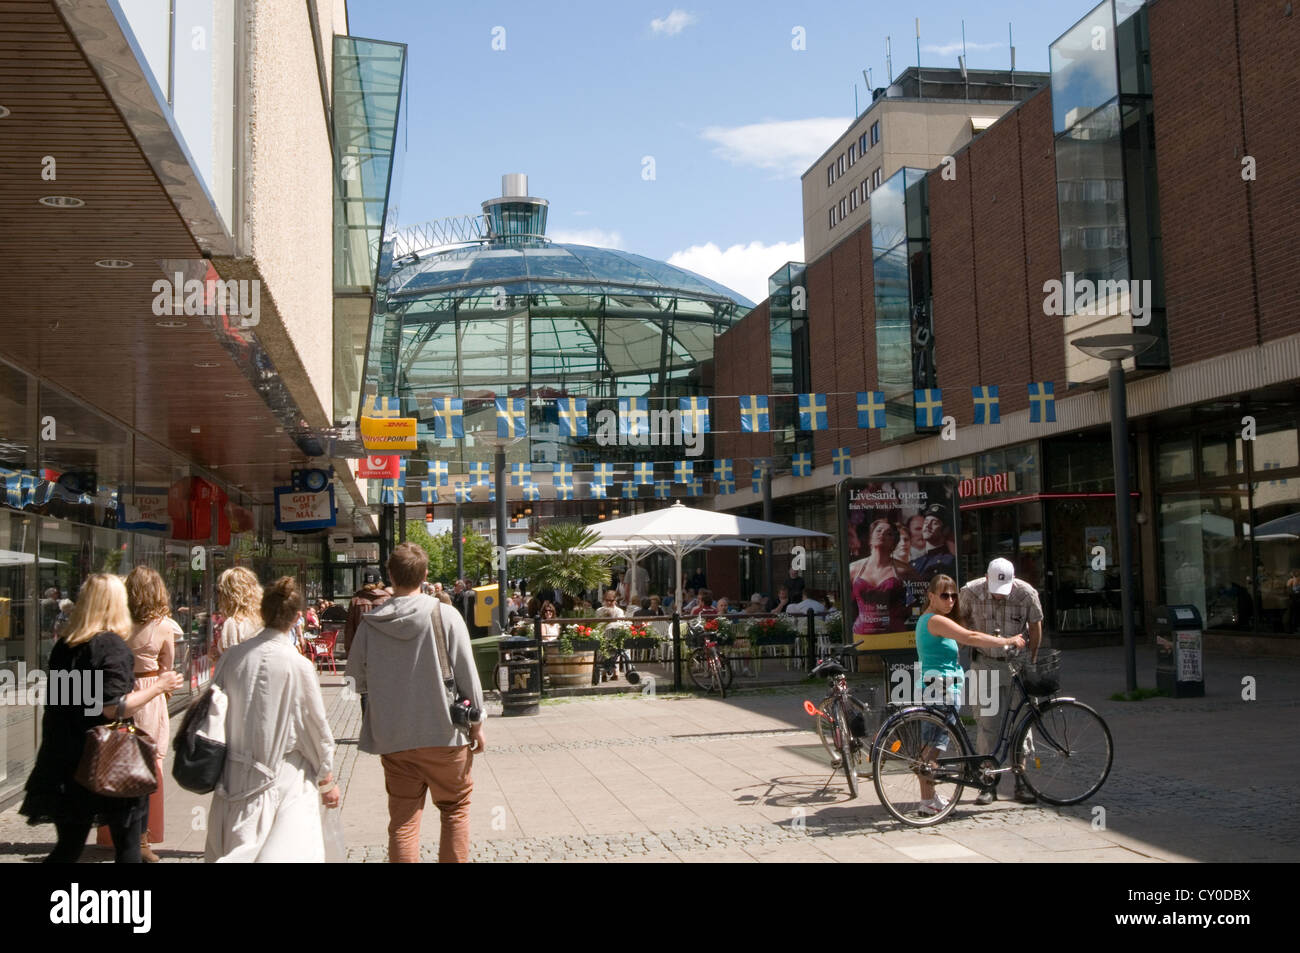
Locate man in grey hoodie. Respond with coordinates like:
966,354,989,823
349,542,486,863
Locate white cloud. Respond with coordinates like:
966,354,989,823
668,239,805,305
650,10,696,36
921,40,1003,57
549,227,625,248
701,118,850,178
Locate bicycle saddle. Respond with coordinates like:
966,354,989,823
810,658,847,678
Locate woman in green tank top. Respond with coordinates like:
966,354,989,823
913,575,1026,815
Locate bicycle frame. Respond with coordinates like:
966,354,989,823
881,670,1080,789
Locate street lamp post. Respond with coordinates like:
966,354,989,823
1072,333,1157,694
473,431,524,632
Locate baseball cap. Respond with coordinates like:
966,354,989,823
987,558,1015,596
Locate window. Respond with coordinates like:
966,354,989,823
872,167,882,189
870,121,880,146
827,165,835,187
838,154,845,175
861,180,868,201
860,132,869,154
849,191,857,211
829,207,836,228
839,198,847,218
848,143,856,166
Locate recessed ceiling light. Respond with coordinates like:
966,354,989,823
193,361,220,368
94,258,133,268
39,196,84,208
155,319,187,328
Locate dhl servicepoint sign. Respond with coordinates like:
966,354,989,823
360,416,417,451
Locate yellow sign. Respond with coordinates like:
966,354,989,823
847,630,916,651
473,584,499,627
360,416,417,452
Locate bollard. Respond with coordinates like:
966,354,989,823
671,612,682,692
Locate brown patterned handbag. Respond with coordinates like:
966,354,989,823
74,720,159,798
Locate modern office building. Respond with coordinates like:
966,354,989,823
802,65,1049,263
0,1,403,803
712,0,1299,653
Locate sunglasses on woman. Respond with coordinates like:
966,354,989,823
938,592,957,601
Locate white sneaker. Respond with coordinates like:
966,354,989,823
917,794,950,816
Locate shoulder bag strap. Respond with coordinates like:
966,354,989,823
429,603,457,696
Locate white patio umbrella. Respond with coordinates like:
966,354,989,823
589,501,829,609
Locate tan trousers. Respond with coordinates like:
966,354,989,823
380,746,474,863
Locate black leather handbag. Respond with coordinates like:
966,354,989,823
171,685,228,794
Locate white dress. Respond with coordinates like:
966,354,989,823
205,628,335,863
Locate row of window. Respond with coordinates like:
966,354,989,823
1059,225,1129,249
827,120,881,187
828,167,884,229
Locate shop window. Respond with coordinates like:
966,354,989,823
1158,487,1252,632
1157,435,1194,484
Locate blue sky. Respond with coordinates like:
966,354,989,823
348,1,1084,302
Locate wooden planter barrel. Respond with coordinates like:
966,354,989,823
544,645,596,686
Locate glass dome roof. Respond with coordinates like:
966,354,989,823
387,241,753,308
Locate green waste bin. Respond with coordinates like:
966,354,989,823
471,634,501,689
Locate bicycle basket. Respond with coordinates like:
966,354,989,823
1019,650,1061,696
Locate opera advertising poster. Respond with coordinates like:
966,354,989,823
274,486,336,531
836,476,959,652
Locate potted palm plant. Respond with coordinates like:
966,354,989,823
521,524,614,687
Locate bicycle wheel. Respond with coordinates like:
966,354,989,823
687,649,713,692
815,695,840,766
716,651,733,690
834,701,860,798
1014,699,1112,806
872,709,967,826
711,652,727,699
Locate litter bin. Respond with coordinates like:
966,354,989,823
1154,604,1204,697
497,635,540,716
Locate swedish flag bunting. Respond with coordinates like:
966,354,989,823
453,482,472,503
429,397,464,439
622,482,638,499
832,447,852,475
688,478,705,497
552,463,573,488
618,397,649,437
654,481,672,500
589,482,608,499
468,461,491,486
420,481,439,504
678,396,710,435
752,465,764,493
426,460,449,486
716,479,736,495
362,395,401,418
791,452,812,477
522,481,541,501
495,397,528,438
713,458,734,483
914,389,944,428
857,391,887,429
509,462,531,486
739,395,770,433
673,460,693,484
972,386,1001,424
592,462,614,485
555,484,574,501
555,397,588,437
797,393,829,431
1028,381,1056,423
633,461,655,485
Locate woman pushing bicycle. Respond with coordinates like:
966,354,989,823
913,575,1024,816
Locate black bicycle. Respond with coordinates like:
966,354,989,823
804,645,876,798
871,650,1112,826
685,618,732,697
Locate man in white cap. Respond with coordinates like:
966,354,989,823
959,556,1043,805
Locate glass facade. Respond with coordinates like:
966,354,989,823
1051,0,1168,384
0,359,307,805
768,263,809,463
871,168,933,442
1156,407,1300,636
113,0,237,229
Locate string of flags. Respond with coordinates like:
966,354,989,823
369,383,1059,439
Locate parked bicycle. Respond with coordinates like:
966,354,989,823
871,649,1112,826
803,645,879,798
685,618,731,697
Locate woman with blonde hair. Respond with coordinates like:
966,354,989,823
121,566,182,861
20,573,183,862
215,566,262,660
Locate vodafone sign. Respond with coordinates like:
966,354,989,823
357,455,400,479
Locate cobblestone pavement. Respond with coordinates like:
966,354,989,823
3,645,1297,863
